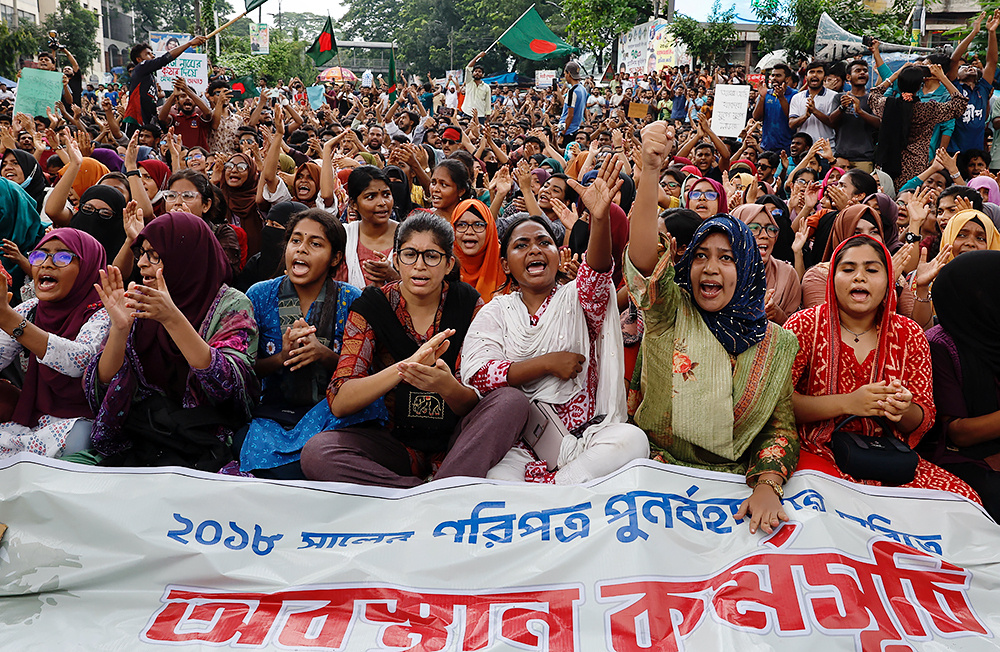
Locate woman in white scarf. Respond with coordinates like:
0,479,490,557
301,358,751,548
461,158,649,484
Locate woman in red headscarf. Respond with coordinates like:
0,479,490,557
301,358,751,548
785,234,979,500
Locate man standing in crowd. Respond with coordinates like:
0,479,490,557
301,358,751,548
462,51,491,122
788,60,840,149
124,34,208,133
753,63,796,155
833,60,880,171
948,11,998,153
559,61,588,148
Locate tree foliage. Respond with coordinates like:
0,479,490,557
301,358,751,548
670,0,738,67
563,0,650,62
216,28,316,83
122,0,236,42
268,12,341,42
0,22,42,80
43,0,100,74
753,0,913,61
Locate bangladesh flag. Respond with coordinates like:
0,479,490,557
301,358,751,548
498,6,578,61
245,0,267,13
306,17,337,67
387,48,397,104
230,76,259,101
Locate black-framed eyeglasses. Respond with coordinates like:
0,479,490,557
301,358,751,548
747,223,780,237
79,204,114,218
186,153,205,161
131,245,161,264
455,221,487,234
224,161,250,172
28,250,77,267
397,247,445,266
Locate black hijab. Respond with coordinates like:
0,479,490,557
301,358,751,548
70,185,127,263
933,250,1000,417
385,165,414,220
7,149,45,212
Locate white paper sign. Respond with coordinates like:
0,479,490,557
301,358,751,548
156,53,209,96
711,83,752,138
1,455,999,649
534,69,557,89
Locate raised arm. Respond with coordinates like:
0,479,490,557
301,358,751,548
629,121,673,275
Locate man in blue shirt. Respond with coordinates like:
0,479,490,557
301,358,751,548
752,63,797,154
559,61,589,148
950,14,998,152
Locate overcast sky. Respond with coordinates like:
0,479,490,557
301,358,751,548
224,2,349,26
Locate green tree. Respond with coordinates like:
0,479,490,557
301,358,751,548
0,22,42,79
670,0,738,67
563,0,651,67
216,28,316,83
43,0,100,73
341,0,398,42
753,0,912,61
267,11,340,41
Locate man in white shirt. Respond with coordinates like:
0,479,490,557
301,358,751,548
789,60,840,148
462,51,492,121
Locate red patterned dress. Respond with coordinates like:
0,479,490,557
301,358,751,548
785,305,980,502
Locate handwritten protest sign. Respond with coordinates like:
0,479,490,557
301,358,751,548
535,70,557,89
156,53,209,96
711,83,752,138
13,68,64,118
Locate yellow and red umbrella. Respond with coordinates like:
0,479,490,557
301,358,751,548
317,67,358,83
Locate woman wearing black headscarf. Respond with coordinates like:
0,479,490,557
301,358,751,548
1,148,46,213
385,165,414,221
926,250,1000,520
70,185,128,265
755,194,795,263
235,201,308,291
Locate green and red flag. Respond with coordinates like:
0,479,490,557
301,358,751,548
387,47,397,104
498,5,578,61
229,75,259,101
306,16,337,67
244,0,268,13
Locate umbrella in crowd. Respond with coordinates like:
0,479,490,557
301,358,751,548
317,67,358,83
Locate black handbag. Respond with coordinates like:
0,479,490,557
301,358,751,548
101,394,236,471
828,415,919,486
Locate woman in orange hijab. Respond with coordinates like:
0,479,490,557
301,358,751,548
451,198,505,301
44,144,111,226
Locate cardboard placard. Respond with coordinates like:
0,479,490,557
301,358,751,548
156,53,209,96
627,101,650,119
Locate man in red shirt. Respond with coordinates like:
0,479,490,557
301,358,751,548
158,77,214,150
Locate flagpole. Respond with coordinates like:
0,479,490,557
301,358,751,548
484,3,535,56
331,12,345,75
206,10,248,38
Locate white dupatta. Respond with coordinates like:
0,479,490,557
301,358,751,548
344,219,398,289
461,275,626,467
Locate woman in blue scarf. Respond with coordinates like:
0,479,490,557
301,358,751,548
0,177,46,294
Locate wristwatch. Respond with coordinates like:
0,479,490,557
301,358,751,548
903,231,921,244
756,478,784,499
12,318,26,339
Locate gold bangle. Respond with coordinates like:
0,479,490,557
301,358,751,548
755,478,784,499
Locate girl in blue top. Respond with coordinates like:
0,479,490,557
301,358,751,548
240,208,382,477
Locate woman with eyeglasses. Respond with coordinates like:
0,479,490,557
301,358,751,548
184,147,209,175
0,229,109,459
449,197,505,301
301,213,527,487
68,185,135,270
212,152,264,257
460,157,649,484
733,204,801,325
682,177,726,220
83,212,258,469
337,166,399,289
163,170,242,273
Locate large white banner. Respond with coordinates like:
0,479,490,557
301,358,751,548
618,20,691,77
2,455,999,649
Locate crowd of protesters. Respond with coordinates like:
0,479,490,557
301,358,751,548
3,11,1000,533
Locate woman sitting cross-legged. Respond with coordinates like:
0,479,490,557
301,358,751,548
626,122,801,535
80,212,259,470
238,209,383,478
0,230,109,458
785,234,980,502
461,156,649,484
300,213,529,487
